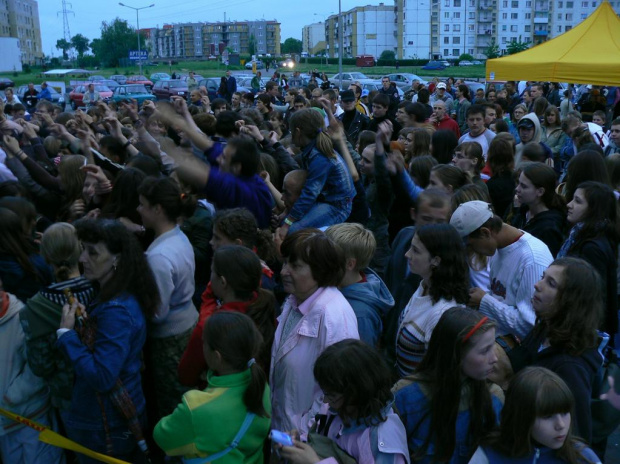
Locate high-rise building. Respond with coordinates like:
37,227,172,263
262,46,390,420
325,3,397,58
302,22,326,55
0,0,43,64
150,20,280,59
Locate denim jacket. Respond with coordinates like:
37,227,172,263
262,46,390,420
56,293,147,430
287,140,356,222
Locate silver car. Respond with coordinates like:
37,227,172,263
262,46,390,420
385,73,428,88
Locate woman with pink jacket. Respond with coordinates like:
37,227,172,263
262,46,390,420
270,229,359,437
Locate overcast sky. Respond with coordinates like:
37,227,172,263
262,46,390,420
38,0,390,57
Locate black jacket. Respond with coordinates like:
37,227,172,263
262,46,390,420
338,110,369,147
510,207,566,257
509,328,602,443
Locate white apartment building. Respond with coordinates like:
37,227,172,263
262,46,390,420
325,3,397,58
302,22,326,55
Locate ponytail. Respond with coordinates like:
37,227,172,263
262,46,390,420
289,108,336,159
245,360,269,418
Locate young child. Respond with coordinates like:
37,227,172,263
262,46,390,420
326,223,394,347
280,340,410,464
470,367,601,463
154,311,271,463
395,308,503,463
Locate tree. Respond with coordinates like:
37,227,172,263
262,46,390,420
281,38,302,54
56,38,72,60
90,18,145,67
379,50,396,61
506,36,530,55
483,38,500,59
458,53,474,61
71,34,90,58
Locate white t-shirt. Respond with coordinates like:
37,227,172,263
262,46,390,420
458,129,496,159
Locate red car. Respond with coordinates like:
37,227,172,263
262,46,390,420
68,85,113,109
126,75,154,91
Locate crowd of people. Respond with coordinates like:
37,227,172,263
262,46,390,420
1,69,620,464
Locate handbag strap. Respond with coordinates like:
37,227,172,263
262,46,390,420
184,412,256,464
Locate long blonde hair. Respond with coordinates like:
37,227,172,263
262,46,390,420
58,155,87,201
40,222,81,282
289,108,336,159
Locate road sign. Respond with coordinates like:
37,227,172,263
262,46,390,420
129,50,148,61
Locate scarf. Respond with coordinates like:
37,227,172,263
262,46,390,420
557,222,584,258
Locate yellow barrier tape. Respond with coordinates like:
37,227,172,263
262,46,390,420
0,406,130,464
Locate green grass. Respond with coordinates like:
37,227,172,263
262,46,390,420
0,61,486,87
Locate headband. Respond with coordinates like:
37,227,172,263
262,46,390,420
462,316,489,343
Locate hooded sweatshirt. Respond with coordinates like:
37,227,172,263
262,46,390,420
339,268,395,347
0,293,50,436
514,113,552,166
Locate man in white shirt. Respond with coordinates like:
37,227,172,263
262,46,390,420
458,104,496,159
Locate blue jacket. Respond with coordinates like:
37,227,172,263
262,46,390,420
204,167,272,229
288,140,356,222
38,87,52,101
471,444,601,463
56,294,147,431
395,381,503,464
340,268,394,347
0,253,53,303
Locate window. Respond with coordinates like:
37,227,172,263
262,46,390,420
525,12,531,18
469,48,474,54
502,37,507,43
453,12,461,18
444,37,450,43
511,12,518,18
453,48,460,55
581,1,588,5
592,1,596,6
511,0,518,6
454,0,461,6
444,12,450,18
526,0,531,5
525,25,531,31
581,13,587,18
445,24,450,31
470,0,476,5
453,36,460,43
453,24,461,31
565,13,572,20
511,25,518,31
469,12,475,18
567,1,573,6
468,24,475,31
445,0,450,5
557,25,562,31
502,12,508,18
444,49,450,55
566,25,572,31
558,1,563,6
503,0,508,6
502,25,507,30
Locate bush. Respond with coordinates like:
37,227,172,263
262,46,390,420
379,50,396,61
458,53,474,61
376,59,428,67
304,57,357,66
22,64,31,74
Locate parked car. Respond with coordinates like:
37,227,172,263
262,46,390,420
111,84,156,107
439,60,451,68
68,85,113,109
244,60,264,70
236,76,272,92
126,75,154,91
299,74,324,87
152,80,189,100
359,81,405,98
472,60,484,65
459,60,474,66
177,74,205,83
93,79,120,91
385,73,427,87
88,75,107,82
109,75,128,85
17,84,66,110
278,59,295,69
422,61,447,70
0,77,15,90
331,72,370,89
150,73,171,83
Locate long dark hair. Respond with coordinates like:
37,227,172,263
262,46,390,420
138,176,191,223
314,340,393,426
74,219,160,317
431,130,458,164
521,162,566,213
535,257,602,355
485,367,589,463
212,245,276,366
415,224,469,304
564,150,610,203
203,311,269,417
0,207,40,280
569,181,618,253
101,168,147,223
413,308,498,462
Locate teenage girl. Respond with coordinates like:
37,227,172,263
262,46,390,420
396,224,470,377
279,339,410,464
470,366,601,464
394,308,503,463
154,311,271,463
178,245,276,388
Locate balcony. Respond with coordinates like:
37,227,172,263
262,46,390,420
478,16,493,22
534,16,549,23
534,29,548,35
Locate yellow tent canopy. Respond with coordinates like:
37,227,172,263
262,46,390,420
486,1,620,85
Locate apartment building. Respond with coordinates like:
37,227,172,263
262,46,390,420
0,0,43,65
151,20,280,59
302,22,326,55
325,3,397,58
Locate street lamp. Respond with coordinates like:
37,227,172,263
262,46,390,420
119,2,155,76
338,0,343,89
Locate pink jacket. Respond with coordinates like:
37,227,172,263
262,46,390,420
314,403,410,464
269,287,359,436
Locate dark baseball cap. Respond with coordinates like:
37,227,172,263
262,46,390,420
518,118,535,129
340,90,356,102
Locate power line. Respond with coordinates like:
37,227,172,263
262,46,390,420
57,0,75,42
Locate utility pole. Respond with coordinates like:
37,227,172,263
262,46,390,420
57,0,74,59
